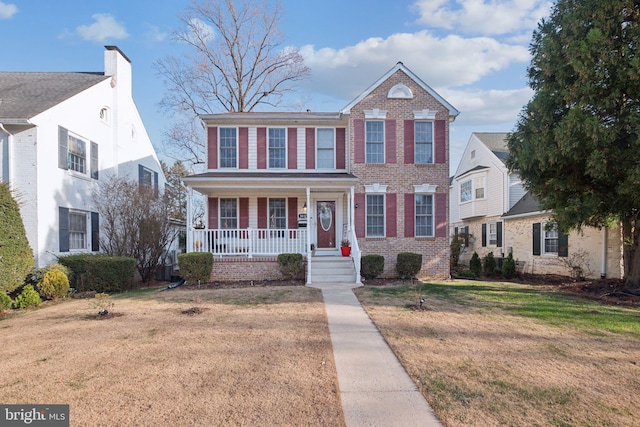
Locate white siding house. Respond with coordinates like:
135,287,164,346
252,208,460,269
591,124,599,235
0,46,166,268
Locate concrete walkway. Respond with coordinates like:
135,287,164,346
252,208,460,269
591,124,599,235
309,282,442,427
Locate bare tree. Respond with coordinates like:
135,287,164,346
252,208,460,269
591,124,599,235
155,0,310,164
94,176,179,284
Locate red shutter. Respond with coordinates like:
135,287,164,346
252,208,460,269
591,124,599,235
354,119,365,163
257,127,267,169
435,193,448,237
287,128,297,169
404,193,414,238
385,119,396,164
208,197,218,229
239,198,249,229
287,197,297,229
386,193,397,237
239,127,248,169
404,120,414,164
435,120,446,164
336,128,346,169
207,127,218,169
355,193,366,238
257,198,267,229
305,128,315,169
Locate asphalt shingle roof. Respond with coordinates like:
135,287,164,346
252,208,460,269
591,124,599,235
473,132,510,163
502,192,542,217
0,72,108,120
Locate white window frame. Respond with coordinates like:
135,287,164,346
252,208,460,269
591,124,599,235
460,180,472,203
140,166,153,187
67,132,88,175
99,107,110,124
474,176,485,199
219,198,238,229
69,210,88,250
219,127,238,169
316,128,335,169
268,198,287,233
366,193,385,237
268,128,286,169
542,222,559,255
489,222,497,246
365,121,385,164
415,194,434,237
414,121,433,164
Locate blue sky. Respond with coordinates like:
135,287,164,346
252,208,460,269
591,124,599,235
0,0,553,174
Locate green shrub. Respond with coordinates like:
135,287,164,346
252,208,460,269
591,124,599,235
469,252,482,277
396,252,422,278
0,182,34,294
361,255,385,280
33,263,70,284
178,252,214,285
0,291,12,312
456,270,476,278
277,253,304,280
38,268,70,299
13,284,41,309
502,252,516,279
59,254,136,293
483,252,497,277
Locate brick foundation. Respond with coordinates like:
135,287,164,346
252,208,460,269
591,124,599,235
209,256,307,282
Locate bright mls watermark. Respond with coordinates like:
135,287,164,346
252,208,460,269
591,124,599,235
1,405,69,426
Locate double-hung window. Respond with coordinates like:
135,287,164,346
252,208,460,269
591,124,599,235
219,128,237,168
414,121,433,164
316,128,335,169
365,121,384,164
415,194,434,237
544,223,559,254
460,180,472,203
219,198,237,229
489,222,497,245
269,198,286,230
474,177,485,199
366,194,385,237
69,211,87,250
68,134,87,174
268,128,286,168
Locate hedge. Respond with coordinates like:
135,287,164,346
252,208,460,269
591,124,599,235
361,255,385,280
277,253,304,280
0,182,34,293
58,254,136,293
178,252,214,285
396,252,422,278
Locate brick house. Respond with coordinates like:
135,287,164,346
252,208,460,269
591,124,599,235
183,62,459,284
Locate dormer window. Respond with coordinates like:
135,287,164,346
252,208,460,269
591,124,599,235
99,107,110,124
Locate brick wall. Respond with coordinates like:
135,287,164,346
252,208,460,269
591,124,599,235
210,256,306,282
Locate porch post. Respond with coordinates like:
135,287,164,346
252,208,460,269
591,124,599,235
186,186,193,253
306,187,311,285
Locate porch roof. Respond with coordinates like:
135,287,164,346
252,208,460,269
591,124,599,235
183,171,359,192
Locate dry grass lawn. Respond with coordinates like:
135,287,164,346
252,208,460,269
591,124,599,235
356,280,640,427
0,286,344,426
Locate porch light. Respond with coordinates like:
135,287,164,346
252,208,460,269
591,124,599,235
302,202,307,213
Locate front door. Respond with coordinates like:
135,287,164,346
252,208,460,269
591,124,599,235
316,201,336,248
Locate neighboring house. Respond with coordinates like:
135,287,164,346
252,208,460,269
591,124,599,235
0,46,167,268
450,133,623,279
183,62,459,284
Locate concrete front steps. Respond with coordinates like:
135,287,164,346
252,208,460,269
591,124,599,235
309,255,357,284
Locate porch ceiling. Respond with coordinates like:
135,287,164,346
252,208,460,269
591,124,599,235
183,171,359,194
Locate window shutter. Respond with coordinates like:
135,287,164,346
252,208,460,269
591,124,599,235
257,198,268,229
287,198,298,229
287,128,297,169
434,120,446,164
207,127,218,169
58,126,68,170
386,193,397,237
305,128,315,169
59,207,69,252
257,128,267,169
454,227,458,236
435,193,447,238
482,223,487,247
463,226,470,246
355,193,366,238
239,198,249,229
90,141,98,179
404,193,414,238
91,212,99,252
385,119,396,164
533,223,541,255
138,164,144,187
336,128,346,169
208,198,218,229
497,221,503,248
558,230,569,257
354,119,365,163
404,120,414,164
153,171,159,195
239,127,249,169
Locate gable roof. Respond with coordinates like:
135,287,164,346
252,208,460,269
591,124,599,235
473,132,509,163
341,62,460,119
0,72,109,122
502,192,543,218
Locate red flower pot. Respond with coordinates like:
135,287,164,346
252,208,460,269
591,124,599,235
341,246,351,257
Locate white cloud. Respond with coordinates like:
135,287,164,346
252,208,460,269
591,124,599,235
76,13,129,42
0,1,17,19
144,24,168,44
184,18,215,44
300,30,529,101
413,0,552,36
443,86,533,125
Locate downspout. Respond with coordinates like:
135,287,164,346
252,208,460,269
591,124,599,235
601,227,607,279
186,186,193,253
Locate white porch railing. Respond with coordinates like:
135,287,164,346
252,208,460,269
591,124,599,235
190,228,308,257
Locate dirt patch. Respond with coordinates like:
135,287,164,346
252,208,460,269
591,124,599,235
180,306,208,315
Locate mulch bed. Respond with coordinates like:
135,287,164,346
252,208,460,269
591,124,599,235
180,279,305,290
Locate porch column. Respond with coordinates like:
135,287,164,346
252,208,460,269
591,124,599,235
186,186,193,252
350,186,355,234
306,187,311,285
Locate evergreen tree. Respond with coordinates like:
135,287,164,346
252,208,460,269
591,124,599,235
0,183,34,293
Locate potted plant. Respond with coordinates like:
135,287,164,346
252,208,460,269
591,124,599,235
340,239,351,257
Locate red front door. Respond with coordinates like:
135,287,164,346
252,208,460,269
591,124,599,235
316,201,336,248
